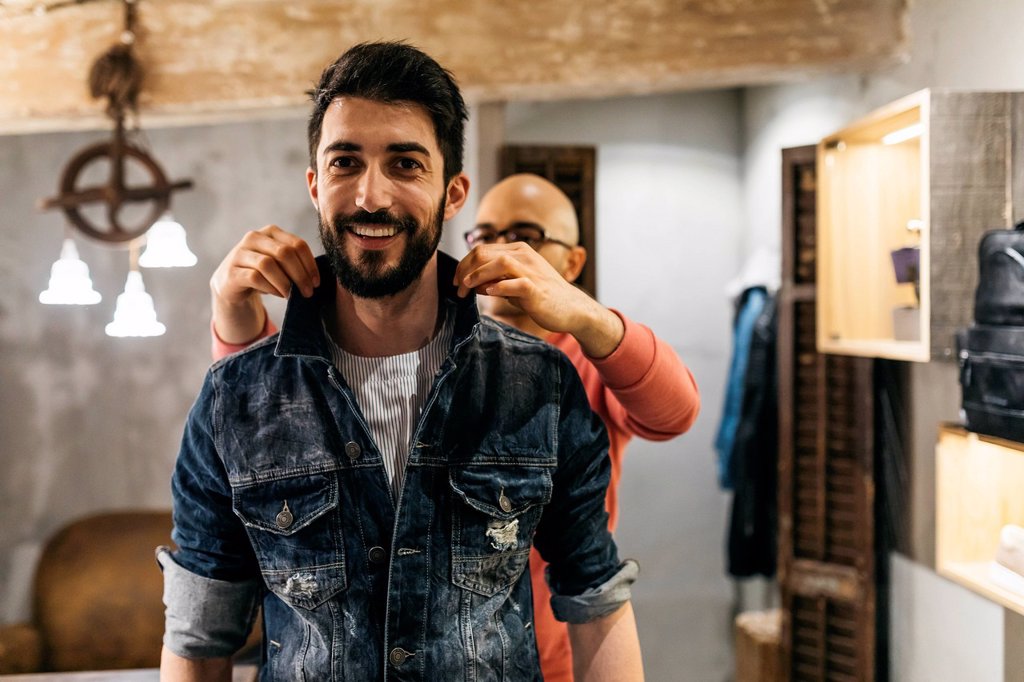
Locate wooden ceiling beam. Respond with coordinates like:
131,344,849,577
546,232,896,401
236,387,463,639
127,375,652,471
0,0,907,133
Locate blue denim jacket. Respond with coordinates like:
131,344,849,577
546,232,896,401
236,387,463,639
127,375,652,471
161,253,637,681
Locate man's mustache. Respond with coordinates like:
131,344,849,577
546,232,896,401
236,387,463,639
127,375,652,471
335,209,416,231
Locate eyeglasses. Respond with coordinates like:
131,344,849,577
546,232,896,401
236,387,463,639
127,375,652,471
463,223,575,250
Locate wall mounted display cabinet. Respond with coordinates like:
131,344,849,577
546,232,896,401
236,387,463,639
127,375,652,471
936,426,1024,682
936,425,1024,616
817,89,1024,362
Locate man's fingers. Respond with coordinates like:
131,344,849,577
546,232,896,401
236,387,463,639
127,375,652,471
233,250,293,298
237,268,289,299
239,229,318,297
299,243,320,290
263,226,320,292
477,277,532,300
454,243,539,296
458,253,528,295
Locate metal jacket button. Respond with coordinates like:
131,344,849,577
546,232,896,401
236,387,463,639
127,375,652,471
275,502,293,530
499,491,512,513
345,441,361,461
368,546,386,564
389,647,413,666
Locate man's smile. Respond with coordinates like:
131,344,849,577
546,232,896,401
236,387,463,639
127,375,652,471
349,224,401,238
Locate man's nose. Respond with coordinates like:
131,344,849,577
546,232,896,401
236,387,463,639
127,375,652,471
355,165,394,213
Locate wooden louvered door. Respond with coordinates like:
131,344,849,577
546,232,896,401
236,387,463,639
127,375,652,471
778,146,877,681
499,145,597,297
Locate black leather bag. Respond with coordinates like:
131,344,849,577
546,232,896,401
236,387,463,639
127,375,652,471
958,325,1024,442
975,221,1024,325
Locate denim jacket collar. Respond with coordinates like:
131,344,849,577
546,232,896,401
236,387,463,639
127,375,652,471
275,251,479,362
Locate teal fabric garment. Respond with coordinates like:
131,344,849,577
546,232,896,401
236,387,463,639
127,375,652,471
727,294,778,577
714,286,768,490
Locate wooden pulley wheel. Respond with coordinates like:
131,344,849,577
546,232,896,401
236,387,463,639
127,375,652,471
41,139,191,244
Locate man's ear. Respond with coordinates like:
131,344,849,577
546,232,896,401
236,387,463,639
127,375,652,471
306,168,319,209
443,173,470,220
563,246,587,284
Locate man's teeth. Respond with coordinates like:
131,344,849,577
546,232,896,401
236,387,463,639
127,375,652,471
351,225,398,238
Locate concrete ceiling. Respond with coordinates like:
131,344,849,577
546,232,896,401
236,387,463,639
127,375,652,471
0,0,908,133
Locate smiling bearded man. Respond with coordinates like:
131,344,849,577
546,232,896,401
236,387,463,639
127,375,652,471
160,41,644,682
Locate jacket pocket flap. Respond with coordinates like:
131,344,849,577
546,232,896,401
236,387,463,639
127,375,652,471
449,466,552,520
232,473,338,536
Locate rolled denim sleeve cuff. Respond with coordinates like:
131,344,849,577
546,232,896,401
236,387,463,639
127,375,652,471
157,546,260,659
550,559,639,624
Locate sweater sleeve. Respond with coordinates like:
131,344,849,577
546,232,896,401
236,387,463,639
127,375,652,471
583,310,700,441
210,314,278,361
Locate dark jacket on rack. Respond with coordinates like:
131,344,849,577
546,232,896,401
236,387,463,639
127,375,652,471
726,293,778,578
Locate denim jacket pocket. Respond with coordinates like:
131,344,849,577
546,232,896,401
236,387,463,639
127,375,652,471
449,466,552,597
232,472,347,610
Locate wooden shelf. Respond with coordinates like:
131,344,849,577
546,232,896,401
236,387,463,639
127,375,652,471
819,337,929,363
936,424,1024,615
817,89,1024,362
939,561,1024,614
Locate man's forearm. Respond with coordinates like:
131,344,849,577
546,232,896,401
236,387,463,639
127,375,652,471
160,646,232,682
568,601,644,682
572,301,625,359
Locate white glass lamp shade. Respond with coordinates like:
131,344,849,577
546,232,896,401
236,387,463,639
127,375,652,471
139,214,197,268
105,270,166,337
39,238,102,305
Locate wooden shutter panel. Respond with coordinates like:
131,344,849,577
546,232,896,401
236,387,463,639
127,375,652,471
778,145,878,681
499,145,597,297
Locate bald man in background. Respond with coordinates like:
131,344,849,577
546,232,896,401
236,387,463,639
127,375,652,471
209,173,700,681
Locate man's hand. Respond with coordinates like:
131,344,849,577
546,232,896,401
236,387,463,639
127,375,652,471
454,243,624,358
210,225,319,345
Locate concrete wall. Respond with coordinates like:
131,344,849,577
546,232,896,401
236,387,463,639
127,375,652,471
503,89,744,682
0,117,317,623
740,0,1024,679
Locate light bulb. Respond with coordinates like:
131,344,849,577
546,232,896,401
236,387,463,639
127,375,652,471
139,213,197,268
39,238,102,305
882,123,923,145
105,270,166,337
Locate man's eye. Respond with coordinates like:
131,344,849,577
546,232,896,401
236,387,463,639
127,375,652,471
331,156,358,168
396,158,422,170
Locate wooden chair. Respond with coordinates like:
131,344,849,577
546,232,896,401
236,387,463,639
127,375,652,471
0,510,260,674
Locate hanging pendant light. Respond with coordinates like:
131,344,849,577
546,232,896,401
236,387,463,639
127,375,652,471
105,269,166,337
39,238,102,305
139,213,197,268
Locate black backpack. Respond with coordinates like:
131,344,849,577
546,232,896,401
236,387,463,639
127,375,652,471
975,221,1024,325
959,221,1024,442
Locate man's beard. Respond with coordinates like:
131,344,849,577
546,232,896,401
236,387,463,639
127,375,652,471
319,200,445,299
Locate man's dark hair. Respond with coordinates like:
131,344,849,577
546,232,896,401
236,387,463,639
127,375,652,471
307,41,468,184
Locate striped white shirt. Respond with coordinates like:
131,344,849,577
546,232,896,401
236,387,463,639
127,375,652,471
326,303,454,500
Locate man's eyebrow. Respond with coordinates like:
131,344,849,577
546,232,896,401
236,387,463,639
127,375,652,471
322,141,361,154
388,142,430,155
472,221,545,231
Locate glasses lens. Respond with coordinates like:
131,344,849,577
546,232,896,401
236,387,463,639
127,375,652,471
506,226,545,245
465,229,496,246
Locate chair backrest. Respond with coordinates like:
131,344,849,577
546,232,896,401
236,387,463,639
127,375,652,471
34,510,172,671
